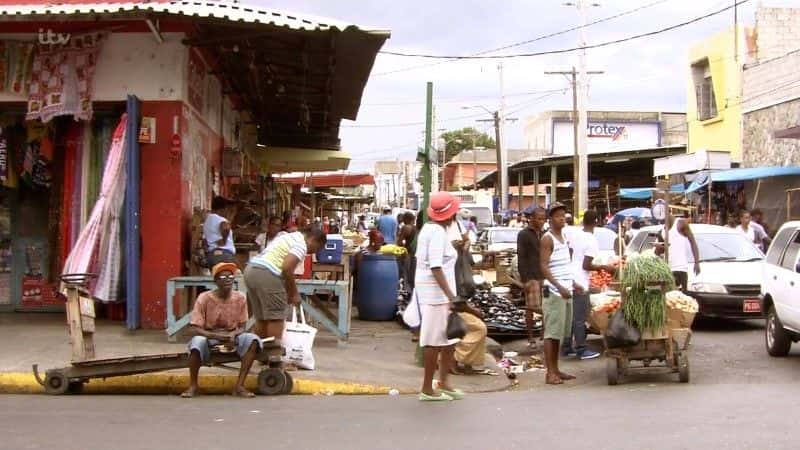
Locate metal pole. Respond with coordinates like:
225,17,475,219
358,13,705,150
472,135,478,190
571,66,579,213
533,167,540,207
493,111,503,208
550,165,558,205
421,82,433,223
498,62,509,211
577,0,590,214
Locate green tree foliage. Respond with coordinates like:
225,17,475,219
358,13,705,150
440,127,496,163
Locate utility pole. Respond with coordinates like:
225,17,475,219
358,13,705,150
545,65,603,213
498,62,509,210
472,134,478,190
420,82,433,223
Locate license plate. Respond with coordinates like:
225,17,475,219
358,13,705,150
743,299,761,313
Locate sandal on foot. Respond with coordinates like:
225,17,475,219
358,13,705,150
439,388,465,400
418,392,453,402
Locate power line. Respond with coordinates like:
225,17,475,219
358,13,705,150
379,1,749,60
372,0,668,76
360,88,566,107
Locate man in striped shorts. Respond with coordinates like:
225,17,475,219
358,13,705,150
539,202,578,385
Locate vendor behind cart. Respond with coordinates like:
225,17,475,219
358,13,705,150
183,262,261,398
245,229,327,342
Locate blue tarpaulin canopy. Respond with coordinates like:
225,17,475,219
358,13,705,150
619,184,685,199
685,166,800,193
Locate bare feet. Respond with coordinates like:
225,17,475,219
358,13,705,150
232,386,256,398
180,386,199,398
545,372,563,385
558,371,576,381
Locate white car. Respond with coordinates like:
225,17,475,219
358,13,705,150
626,224,765,319
477,227,521,253
760,221,800,356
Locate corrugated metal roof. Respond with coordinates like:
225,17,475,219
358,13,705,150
0,1,390,34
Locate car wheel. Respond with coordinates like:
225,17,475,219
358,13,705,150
766,306,792,357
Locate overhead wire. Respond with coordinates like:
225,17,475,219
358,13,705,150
379,1,750,60
372,0,669,76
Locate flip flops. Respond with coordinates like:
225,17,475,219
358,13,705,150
439,388,465,400
418,392,453,402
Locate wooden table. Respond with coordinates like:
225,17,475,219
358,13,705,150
164,275,246,341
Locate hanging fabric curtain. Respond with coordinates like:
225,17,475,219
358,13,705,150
62,114,127,303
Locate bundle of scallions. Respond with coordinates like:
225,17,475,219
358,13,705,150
620,254,676,332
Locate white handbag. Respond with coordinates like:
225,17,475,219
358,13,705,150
282,306,317,370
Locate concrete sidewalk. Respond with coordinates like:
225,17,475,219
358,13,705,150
0,313,511,395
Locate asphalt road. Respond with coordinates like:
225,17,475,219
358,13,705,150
3,320,800,450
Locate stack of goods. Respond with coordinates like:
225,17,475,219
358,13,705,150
378,244,407,257
619,254,675,334
470,289,541,335
589,291,621,332
589,271,615,291
342,229,366,246
665,290,699,328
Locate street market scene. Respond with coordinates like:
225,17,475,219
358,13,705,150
1,0,800,449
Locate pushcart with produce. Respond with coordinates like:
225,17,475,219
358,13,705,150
588,255,699,385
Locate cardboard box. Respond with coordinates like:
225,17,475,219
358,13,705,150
667,307,696,328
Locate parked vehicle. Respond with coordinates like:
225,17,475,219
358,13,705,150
760,221,800,356
476,227,521,254
626,224,765,319
460,204,495,231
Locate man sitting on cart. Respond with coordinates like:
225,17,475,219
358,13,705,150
183,262,262,398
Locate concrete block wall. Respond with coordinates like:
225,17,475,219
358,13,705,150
743,50,800,113
742,97,800,168
756,7,800,61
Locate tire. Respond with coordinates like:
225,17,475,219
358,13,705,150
43,371,70,395
606,358,620,386
257,368,287,396
678,353,690,383
766,306,792,357
283,372,294,395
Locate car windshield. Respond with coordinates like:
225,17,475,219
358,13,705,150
468,207,493,226
695,233,764,262
490,229,520,243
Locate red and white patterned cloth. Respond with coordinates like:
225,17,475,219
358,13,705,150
26,31,107,123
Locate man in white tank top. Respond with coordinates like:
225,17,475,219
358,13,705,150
539,202,578,385
656,214,700,290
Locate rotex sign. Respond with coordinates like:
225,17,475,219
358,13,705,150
587,123,627,141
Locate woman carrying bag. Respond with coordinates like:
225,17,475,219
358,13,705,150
414,191,466,402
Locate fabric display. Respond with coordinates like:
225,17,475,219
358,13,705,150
0,40,35,93
26,31,107,123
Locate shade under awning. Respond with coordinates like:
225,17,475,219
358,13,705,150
246,146,351,173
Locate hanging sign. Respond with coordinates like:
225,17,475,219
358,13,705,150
138,117,156,144
170,134,182,158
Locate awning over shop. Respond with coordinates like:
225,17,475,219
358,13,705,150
685,166,800,193
1,1,390,150
619,184,685,199
278,173,375,188
245,147,351,173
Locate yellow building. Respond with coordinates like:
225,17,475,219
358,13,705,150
687,26,755,162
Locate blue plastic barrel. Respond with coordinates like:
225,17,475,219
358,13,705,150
355,254,399,321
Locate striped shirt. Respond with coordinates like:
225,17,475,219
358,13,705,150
544,230,573,295
249,232,306,277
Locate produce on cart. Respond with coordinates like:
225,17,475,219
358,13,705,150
602,254,692,385
665,290,699,328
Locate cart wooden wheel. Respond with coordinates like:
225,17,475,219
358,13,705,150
606,358,620,386
678,353,690,383
283,372,294,395
257,368,287,395
44,371,70,395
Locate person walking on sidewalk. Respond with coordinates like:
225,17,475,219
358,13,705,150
183,263,262,398
563,210,615,360
415,192,465,402
377,206,398,244
245,229,327,342
517,207,546,346
540,202,578,385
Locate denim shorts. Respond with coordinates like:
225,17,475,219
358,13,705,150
187,332,262,365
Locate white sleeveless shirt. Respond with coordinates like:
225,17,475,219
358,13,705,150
544,230,573,295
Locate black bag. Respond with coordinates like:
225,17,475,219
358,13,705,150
453,222,476,298
446,310,467,340
605,310,641,348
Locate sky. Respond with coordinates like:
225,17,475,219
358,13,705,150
255,0,797,173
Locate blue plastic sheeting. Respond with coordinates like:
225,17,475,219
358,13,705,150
619,184,686,199
686,166,800,193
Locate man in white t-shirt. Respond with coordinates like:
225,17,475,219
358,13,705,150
737,210,770,252
204,196,236,266
564,210,615,360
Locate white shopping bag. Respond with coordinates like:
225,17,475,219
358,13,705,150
282,306,317,370
402,290,421,329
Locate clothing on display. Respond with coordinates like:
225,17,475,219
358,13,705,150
0,41,35,93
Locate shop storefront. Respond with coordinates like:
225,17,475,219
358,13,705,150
0,1,388,328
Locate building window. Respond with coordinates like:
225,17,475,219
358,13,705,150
692,60,717,121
